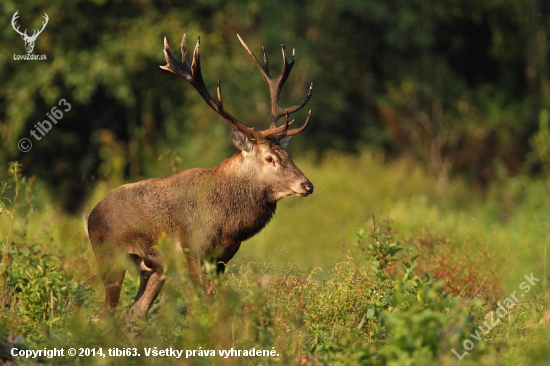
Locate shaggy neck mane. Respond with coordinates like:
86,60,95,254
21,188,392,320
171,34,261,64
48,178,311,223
211,152,277,242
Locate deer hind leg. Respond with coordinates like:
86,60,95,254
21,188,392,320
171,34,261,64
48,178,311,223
129,272,164,320
129,255,154,305
91,239,128,311
129,256,165,320
102,264,126,310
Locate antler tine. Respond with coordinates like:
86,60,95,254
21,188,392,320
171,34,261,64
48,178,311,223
282,109,312,138
237,34,270,82
191,36,201,79
262,45,269,76
161,35,256,138
180,33,190,65
39,13,48,32
11,11,28,37
253,113,292,141
216,78,223,112
283,82,314,116
29,13,49,39
277,43,295,90
284,112,296,127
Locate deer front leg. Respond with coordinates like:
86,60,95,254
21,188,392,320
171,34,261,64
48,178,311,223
185,252,216,299
216,242,241,275
185,242,242,299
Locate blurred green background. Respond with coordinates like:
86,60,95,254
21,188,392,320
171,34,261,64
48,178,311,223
1,0,548,205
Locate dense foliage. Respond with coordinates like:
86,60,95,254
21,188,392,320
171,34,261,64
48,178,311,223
1,152,550,364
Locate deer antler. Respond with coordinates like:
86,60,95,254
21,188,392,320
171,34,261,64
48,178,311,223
30,13,49,40
161,34,313,144
11,11,28,38
11,11,48,40
237,35,313,130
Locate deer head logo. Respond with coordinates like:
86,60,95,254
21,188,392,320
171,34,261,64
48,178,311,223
11,11,49,54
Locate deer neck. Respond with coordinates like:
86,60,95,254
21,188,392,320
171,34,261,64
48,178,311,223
214,152,276,203
207,153,276,242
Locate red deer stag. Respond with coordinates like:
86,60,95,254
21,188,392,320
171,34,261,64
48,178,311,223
88,33,314,320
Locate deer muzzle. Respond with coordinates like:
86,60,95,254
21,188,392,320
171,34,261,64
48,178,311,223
294,180,314,197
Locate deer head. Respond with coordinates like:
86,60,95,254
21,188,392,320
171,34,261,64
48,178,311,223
11,11,49,54
160,34,314,199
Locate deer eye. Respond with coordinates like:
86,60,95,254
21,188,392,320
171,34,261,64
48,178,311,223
265,156,273,163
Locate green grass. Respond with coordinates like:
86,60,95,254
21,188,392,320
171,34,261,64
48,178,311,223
1,150,550,365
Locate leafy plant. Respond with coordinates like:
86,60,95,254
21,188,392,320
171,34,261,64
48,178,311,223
1,162,22,306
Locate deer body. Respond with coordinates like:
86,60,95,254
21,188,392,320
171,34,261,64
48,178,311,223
90,156,275,261
89,33,314,320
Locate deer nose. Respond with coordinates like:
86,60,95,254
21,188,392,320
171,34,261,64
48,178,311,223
302,182,314,194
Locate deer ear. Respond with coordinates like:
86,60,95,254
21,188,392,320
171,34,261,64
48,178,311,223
279,136,293,150
231,126,254,153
